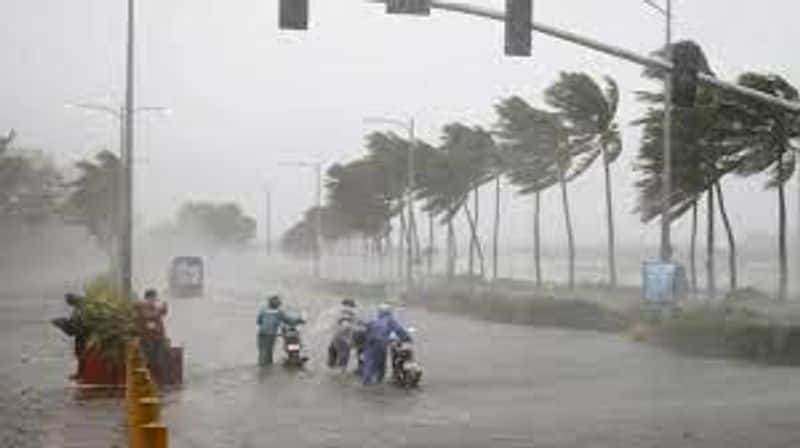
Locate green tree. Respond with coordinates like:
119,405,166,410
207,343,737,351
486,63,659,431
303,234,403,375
544,72,623,287
495,95,597,289
725,73,800,301
63,150,122,258
415,124,495,279
177,201,256,247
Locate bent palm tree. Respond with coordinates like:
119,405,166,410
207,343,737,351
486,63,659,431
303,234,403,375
725,73,800,301
544,73,623,287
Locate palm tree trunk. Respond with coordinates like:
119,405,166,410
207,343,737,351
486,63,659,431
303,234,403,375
690,202,698,293
558,167,576,289
463,201,486,278
715,182,738,292
468,188,478,277
427,212,434,277
376,236,384,281
492,176,501,282
778,180,789,302
446,215,456,280
398,214,407,283
601,146,617,288
534,192,542,288
706,188,716,299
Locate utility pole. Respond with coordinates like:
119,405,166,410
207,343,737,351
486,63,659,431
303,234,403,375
407,118,416,297
314,161,322,279
363,116,419,297
658,0,673,261
266,185,272,256
122,0,136,298
64,102,169,293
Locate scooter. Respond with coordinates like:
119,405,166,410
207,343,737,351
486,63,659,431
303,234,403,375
389,338,422,388
282,324,309,369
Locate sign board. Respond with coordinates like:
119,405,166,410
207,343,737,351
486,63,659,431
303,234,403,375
387,0,431,16
641,259,688,304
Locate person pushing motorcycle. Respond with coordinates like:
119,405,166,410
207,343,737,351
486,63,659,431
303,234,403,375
257,295,305,367
361,304,412,385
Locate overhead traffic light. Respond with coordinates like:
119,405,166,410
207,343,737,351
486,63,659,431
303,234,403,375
279,0,308,30
505,0,532,57
670,41,703,107
386,0,431,15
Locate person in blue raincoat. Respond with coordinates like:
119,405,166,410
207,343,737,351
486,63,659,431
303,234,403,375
361,304,412,385
257,295,305,366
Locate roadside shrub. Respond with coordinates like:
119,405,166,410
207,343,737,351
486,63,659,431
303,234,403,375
79,274,137,363
423,284,629,332
650,305,800,364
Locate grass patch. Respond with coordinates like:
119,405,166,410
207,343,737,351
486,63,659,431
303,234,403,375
643,304,800,365
422,283,631,332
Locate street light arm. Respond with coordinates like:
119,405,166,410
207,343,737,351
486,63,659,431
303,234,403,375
65,103,121,118
642,0,668,16
363,116,412,133
134,106,171,115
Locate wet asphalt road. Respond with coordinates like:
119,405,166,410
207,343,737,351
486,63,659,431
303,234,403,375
4,254,800,448
158,271,800,448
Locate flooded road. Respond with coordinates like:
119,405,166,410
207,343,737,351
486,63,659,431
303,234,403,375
4,254,800,447
159,265,800,448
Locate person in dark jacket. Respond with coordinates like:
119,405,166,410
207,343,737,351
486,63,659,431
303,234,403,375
51,293,87,379
256,295,305,366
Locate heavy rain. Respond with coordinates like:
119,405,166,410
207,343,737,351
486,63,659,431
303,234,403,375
3,1,800,447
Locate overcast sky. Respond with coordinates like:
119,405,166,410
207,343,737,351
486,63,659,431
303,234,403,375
3,0,800,253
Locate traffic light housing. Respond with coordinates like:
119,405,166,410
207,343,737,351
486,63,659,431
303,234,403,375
670,41,703,107
505,0,532,57
279,0,308,30
386,0,431,15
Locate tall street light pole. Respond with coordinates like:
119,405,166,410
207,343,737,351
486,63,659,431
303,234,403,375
364,116,418,297
65,102,169,292
266,184,272,256
123,0,136,298
644,0,673,261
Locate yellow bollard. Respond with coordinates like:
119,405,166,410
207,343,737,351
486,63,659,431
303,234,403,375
129,369,153,448
140,423,168,448
137,397,161,426
135,367,159,398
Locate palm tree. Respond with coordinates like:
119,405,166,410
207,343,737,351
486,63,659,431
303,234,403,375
415,124,495,280
495,94,599,289
544,73,623,287
634,79,745,297
63,150,122,262
495,97,560,287
725,73,800,301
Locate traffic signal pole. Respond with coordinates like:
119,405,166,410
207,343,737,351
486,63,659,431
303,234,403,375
415,0,800,113
661,0,673,261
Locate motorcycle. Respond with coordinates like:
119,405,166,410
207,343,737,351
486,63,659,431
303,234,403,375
389,339,422,388
282,324,309,369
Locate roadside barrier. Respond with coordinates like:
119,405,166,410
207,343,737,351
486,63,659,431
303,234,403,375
126,340,168,448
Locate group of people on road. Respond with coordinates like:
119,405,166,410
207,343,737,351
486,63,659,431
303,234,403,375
256,295,413,385
53,288,171,384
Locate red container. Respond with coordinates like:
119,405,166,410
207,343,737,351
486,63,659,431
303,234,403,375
76,345,182,387
79,349,125,386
